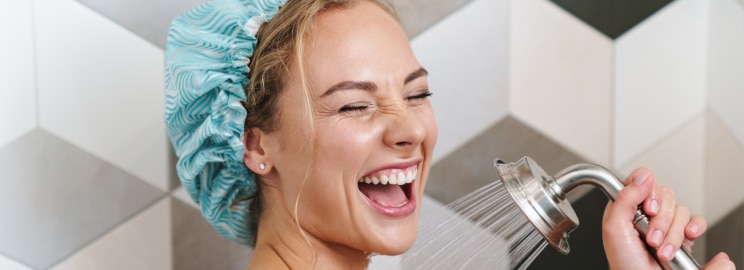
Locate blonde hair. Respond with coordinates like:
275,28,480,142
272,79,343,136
243,0,396,266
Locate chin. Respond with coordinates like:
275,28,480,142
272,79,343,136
366,217,420,256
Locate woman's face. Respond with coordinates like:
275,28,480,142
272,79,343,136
265,1,437,255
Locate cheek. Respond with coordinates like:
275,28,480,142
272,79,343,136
419,105,439,154
315,120,383,162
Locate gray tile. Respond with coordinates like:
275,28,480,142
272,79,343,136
172,198,252,270
391,0,477,38
168,144,180,191
424,115,608,269
425,115,588,204
74,0,206,48
706,202,743,267
0,129,164,269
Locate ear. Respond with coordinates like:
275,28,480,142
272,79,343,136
243,127,273,175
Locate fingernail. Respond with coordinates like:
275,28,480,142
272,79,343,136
649,199,660,214
651,229,663,245
689,224,699,235
662,244,674,259
634,172,649,185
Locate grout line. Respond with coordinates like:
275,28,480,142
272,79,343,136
0,253,39,270
45,194,172,269
609,39,617,170
614,111,708,170
30,0,40,128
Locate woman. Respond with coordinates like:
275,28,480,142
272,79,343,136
164,0,736,269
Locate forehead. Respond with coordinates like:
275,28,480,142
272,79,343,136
298,1,420,91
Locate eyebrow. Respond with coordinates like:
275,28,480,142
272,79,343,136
321,67,429,98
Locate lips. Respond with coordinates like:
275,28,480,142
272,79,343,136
357,163,418,218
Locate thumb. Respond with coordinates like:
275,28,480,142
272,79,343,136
703,252,736,270
606,171,654,224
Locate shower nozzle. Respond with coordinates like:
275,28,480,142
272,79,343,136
494,156,701,270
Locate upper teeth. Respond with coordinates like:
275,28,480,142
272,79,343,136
359,167,417,186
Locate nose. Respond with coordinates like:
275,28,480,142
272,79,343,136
382,107,427,153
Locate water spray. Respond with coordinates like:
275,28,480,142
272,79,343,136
495,156,701,270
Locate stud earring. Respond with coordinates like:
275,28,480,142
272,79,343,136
259,163,266,170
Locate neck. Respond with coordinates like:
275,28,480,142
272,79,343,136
247,195,371,270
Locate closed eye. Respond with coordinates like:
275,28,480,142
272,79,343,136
407,91,432,100
339,104,370,113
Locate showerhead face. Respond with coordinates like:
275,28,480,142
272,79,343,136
494,157,579,254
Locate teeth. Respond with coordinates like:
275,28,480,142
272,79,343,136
389,174,397,185
380,175,389,185
358,167,419,185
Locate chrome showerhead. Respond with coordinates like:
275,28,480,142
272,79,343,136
494,156,701,270
493,157,578,254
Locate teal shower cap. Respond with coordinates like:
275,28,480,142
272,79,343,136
164,0,287,246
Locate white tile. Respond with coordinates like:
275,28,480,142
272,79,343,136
0,255,32,270
618,115,706,216
614,0,709,168
411,0,510,163
0,0,36,148
708,0,744,147
34,0,169,190
50,197,172,270
509,0,613,166
705,113,744,224
172,186,199,209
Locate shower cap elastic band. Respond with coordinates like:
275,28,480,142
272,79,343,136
164,0,287,246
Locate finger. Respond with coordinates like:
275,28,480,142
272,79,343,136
657,205,691,262
607,171,654,226
682,239,693,252
685,215,707,240
703,252,735,270
647,186,676,248
644,179,662,216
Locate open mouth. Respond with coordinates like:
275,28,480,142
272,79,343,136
357,165,417,210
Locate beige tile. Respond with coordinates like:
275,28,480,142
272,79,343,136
51,198,172,270
706,112,744,224
708,0,744,147
618,114,706,216
614,0,709,168
172,198,253,269
411,0,510,164
510,0,613,166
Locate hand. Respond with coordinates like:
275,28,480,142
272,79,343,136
602,168,736,270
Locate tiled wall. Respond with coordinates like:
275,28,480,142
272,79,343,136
0,0,742,269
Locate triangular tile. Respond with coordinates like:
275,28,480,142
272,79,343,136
50,198,172,270
425,115,588,204
171,198,253,269
549,0,673,39
0,129,164,269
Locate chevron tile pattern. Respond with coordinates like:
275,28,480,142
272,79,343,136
0,0,741,268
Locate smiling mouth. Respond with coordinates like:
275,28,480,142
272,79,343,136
357,165,417,208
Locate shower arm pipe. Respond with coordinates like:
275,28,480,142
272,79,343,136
552,163,623,201
551,163,701,270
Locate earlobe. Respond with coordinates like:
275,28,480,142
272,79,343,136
243,128,272,175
